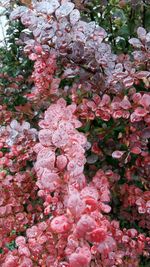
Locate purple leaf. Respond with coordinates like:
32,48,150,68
36,0,60,15
136,71,150,79
112,151,125,159
10,6,28,20
55,2,75,18
141,127,150,139
129,38,143,48
70,9,80,25
137,27,146,41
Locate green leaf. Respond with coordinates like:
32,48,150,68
5,241,16,251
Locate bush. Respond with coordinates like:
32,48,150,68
0,1,150,266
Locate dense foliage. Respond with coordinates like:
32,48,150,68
0,0,150,266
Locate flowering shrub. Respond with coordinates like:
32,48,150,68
0,0,150,266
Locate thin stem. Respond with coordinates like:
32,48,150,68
109,13,115,49
142,4,146,28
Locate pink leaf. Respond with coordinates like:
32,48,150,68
112,150,125,159
136,71,150,79
55,2,75,18
129,38,143,48
70,9,80,25
89,228,107,242
139,94,150,108
130,147,141,154
69,247,91,267
134,107,148,117
137,27,146,41
56,155,68,170
36,1,60,14
51,215,70,233
123,76,134,88
38,129,52,147
120,96,131,110
141,127,150,139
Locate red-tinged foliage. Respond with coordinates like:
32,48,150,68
0,0,150,266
